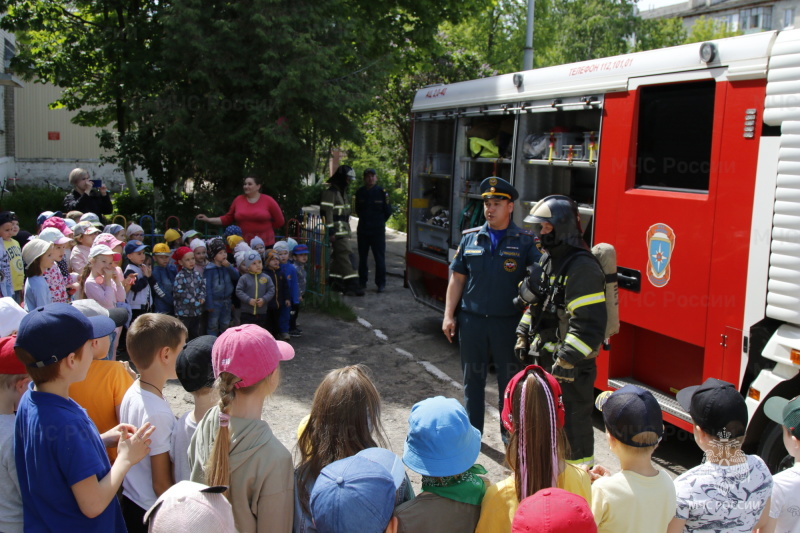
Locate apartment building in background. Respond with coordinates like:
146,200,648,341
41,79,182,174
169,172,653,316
640,0,798,34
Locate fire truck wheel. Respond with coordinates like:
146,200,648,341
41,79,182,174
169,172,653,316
757,421,793,474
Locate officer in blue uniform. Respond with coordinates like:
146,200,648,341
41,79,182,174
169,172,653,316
443,176,541,435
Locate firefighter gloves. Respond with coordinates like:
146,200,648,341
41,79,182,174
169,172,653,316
552,358,576,383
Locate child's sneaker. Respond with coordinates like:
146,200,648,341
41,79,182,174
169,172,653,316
279,332,291,341
289,329,302,337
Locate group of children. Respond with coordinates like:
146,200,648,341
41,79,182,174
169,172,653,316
0,209,311,348
1,295,798,533
2,206,799,533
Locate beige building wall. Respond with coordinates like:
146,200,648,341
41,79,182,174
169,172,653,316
15,82,106,159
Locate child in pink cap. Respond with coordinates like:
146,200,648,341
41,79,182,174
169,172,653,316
188,324,295,533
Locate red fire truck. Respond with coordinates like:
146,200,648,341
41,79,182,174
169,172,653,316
406,29,800,471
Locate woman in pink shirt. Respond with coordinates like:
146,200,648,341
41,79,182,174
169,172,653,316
196,176,285,246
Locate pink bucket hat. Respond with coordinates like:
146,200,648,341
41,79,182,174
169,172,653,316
41,217,73,237
212,324,294,388
93,233,124,250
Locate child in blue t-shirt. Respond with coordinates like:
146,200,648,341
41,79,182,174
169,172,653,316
272,241,299,341
13,303,154,533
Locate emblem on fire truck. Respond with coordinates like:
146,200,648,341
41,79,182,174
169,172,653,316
646,223,675,288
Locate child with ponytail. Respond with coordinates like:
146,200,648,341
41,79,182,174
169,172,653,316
475,365,591,533
188,324,295,533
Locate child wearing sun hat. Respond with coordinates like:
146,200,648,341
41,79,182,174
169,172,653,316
395,396,485,533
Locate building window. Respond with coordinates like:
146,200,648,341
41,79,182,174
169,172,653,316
715,13,739,32
785,8,795,28
740,7,773,31
3,39,14,71
635,81,716,193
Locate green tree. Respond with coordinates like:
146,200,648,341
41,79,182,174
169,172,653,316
685,16,741,43
343,33,495,229
1,0,164,196
633,17,687,52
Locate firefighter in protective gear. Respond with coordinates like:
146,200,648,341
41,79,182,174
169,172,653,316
516,195,607,467
321,165,365,296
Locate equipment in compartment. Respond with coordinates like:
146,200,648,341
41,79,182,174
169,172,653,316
425,153,452,174
416,205,451,254
523,130,599,162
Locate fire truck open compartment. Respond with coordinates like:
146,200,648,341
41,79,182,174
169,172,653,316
514,98,603,243
409,115,455,258
451,107,516,244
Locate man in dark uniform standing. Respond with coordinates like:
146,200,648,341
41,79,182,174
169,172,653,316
515,195,607,467
443,176,540,436
355,168,392,292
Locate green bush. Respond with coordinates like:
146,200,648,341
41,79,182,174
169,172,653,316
0,186,71,231
386,183,408,233
113,181,232,237
112,181,156,228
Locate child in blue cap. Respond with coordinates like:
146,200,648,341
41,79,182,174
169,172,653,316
13,303,155,532
396,396,485,533
290,244,310,336
311,453,403,533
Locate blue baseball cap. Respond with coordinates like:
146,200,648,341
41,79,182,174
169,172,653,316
596,385,663,447
355,448,406,490
124,240,148,255
311,455,396,533
403,396,481,477
15,303,116,368
36,210,62,226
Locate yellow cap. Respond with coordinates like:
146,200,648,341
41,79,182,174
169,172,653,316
227,235,243,248
153,243,171,254
164,228,181,243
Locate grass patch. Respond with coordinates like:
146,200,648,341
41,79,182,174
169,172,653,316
304,292,357,321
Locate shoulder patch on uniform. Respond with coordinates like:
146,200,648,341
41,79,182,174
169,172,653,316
462,226,481,235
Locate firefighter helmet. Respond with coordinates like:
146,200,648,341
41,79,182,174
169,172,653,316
331,165,356,182
524,195,586,251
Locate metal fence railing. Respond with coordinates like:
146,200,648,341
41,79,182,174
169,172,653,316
286,213,330,299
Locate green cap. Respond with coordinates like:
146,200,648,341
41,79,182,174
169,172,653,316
764,395,800,439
